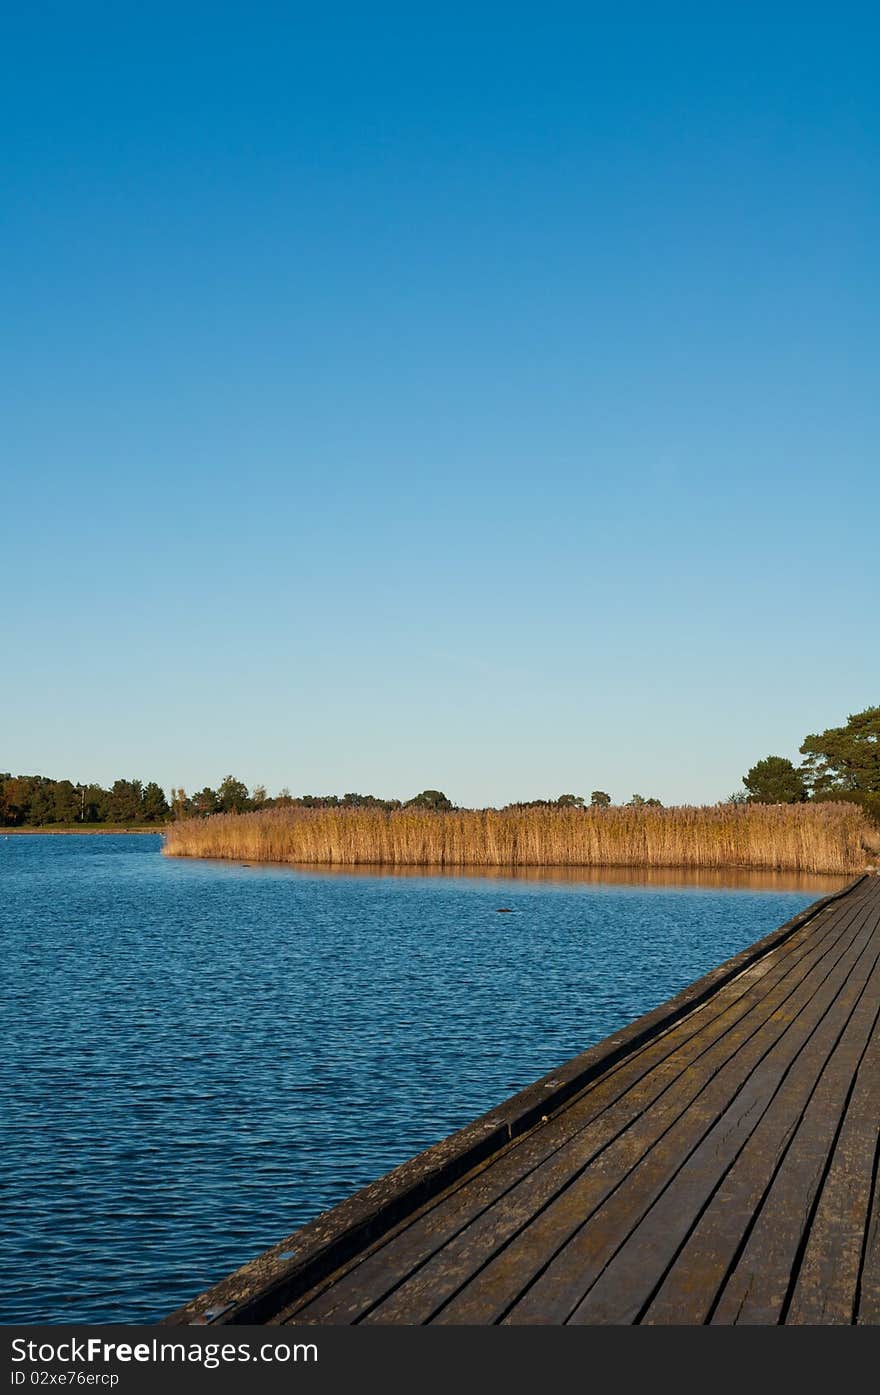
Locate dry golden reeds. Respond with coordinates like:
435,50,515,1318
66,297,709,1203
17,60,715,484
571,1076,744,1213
162,802,877,875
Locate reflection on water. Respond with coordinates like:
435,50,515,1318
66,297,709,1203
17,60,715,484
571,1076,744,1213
225,859,847,896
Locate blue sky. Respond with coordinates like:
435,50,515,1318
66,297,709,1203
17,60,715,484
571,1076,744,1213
3,5,878,805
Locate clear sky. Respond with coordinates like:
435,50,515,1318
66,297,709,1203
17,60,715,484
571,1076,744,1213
3,4,878,806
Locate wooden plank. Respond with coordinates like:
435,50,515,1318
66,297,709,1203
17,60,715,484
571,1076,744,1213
575,928,880,1323
423,892,876,1323
785,1006,880,1323
284,891,859,1323
435,895,875,1324
644,937,880,1324
284,887,870,1322
710,973,880,1321
856,1130,880,1323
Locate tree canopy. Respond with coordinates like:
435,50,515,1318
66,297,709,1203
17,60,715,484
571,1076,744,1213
217,775,251,813
404,789,454,812
800,706,880,795
743,756,807,805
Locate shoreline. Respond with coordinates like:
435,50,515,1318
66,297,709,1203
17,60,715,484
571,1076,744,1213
1,825,165,836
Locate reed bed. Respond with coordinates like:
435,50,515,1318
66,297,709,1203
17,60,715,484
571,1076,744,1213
162,802,878,875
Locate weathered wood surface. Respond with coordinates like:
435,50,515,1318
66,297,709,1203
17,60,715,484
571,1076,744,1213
165,874,880,1326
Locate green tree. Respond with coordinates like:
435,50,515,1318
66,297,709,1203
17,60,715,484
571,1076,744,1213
191,786,219,817
141,782,170,822
217,775,251,813
799,706,880,795
27,779,56,825
743,756,806,804
590,790,611,808
51,780,81,823
107,779,144,822
405,789,454,812
556,793,584,808
83,783,109,822
2,775,34,824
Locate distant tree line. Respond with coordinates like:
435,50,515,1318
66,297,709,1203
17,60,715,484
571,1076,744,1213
0,775,665,828
168,780,449,819
0,775,170,827
170,786,662,819
740,705,880,820
0,776,462,827
502,791,661,810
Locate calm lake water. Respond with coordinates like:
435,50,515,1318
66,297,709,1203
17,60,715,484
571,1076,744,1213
1,834,843,1323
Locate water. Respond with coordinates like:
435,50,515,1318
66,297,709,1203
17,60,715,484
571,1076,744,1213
0,834,843,1323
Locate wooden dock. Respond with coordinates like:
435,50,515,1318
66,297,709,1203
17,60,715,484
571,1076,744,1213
167,873,880,1326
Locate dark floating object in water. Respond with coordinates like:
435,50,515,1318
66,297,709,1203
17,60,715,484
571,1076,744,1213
496,907,514,913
